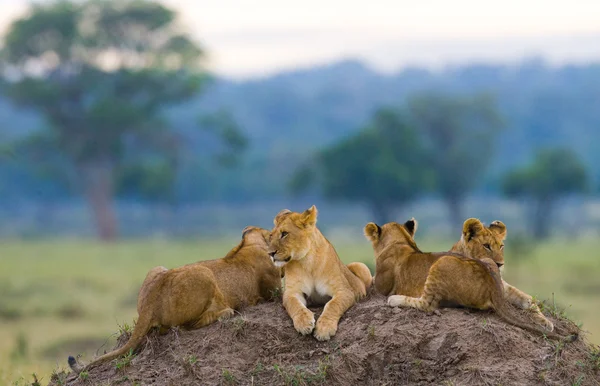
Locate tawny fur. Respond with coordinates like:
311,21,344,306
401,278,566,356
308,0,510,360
450,218,555,332
268,205,372,341
364,218,576,342
68,226,281,374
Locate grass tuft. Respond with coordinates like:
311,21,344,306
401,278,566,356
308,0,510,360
222,369,237,384
367,325,375,339
114,348,135,370
49,368,67,386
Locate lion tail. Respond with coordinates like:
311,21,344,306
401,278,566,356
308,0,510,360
347,262,373,290
494,301,577,342
68,312,154,374
489,272,577,343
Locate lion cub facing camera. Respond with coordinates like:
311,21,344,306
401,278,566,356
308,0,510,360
268,205,373,341
69,226,282,374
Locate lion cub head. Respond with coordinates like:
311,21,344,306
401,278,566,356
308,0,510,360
364,218,419,253
452,218,507,268
268,205,318,267
224,225,271,259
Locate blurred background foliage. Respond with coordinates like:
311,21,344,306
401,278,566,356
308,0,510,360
1,3,598,241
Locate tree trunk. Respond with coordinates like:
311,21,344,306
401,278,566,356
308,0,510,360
445,195,463,230
369,201,392,224
532,197,553,240
79,163,118,241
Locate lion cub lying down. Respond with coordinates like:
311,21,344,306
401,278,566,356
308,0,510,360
268,205,373,341
364,218,576,341
69,226,281,374
450,218,555,332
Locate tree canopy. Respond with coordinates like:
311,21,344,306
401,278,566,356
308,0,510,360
502,147,588,238
291,108,433,223
407,92,505,227
0,0,244,240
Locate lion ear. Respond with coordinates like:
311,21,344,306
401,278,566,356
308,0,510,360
489,220,507,240
364,222,381,242
463,218,484,242
300,205,318,228
274,209,292,226
241,226,254,238
403,218,418,237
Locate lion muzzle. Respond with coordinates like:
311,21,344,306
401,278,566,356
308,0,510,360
269,250,292,267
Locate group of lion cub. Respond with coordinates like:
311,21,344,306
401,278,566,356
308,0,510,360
68,205,577,374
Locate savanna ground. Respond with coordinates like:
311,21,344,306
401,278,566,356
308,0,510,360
1,236,599,385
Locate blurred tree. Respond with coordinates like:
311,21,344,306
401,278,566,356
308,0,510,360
407,93,505,228
116,159,176,204
502,148,588,239
0,0,244,240
116,110,245,204
198,110,248,168
290,108,433,223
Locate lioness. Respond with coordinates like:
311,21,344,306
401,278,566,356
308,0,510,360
450,218,554,332
364,218,576,341
68,226,281,374
268,205,373,341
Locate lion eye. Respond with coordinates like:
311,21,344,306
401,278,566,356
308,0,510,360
281,231,288,239
483,243,491,250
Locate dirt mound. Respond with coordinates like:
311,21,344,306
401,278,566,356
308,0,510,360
51,290,600,386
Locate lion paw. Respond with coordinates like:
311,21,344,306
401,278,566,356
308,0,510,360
387,295,407,307
540,317,554,332
218,308,235,321
520,298,534,310
314,319,337,341
293,310,315,335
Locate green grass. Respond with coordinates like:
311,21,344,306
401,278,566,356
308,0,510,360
0,236,599,384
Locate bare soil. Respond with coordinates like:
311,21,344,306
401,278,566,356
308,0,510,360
50,289,600,386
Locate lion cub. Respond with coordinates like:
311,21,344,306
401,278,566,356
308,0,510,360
364,218,575,341
450,218,554,332
268,205,373,341
68,226,281,374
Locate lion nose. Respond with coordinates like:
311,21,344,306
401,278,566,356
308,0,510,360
269,251,277,258
496,263,504,268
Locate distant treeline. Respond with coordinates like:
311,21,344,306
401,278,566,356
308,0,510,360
2,59,598,203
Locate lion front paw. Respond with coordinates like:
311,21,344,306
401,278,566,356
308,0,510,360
293,309,315,335
387,295,408,307
314,318,338,341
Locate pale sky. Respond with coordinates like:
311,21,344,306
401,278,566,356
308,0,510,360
2,0,600,79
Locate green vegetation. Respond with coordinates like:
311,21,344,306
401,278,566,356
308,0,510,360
0,0,244,241
78,370,89,381
115,349,135,370
272,356,330,385
222,368,237,384
406,93,504,227
502,148,588,239
292,107,432,223
187,354,198,365
293,95,505,226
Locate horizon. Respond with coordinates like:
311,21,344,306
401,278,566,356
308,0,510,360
1,0,600,80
